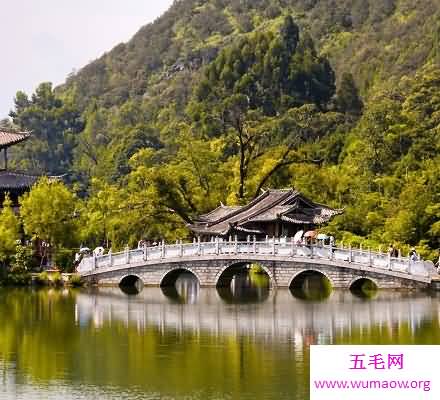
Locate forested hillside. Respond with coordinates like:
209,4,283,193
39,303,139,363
3,0,439,262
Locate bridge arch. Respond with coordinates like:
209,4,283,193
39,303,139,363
288,268,333,289
215,262,275,288
289,269,333,301
160,267,201,287
349,277,379,296
119,274,144,294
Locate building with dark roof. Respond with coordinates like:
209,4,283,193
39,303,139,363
188,188,343,240
0,130,47,206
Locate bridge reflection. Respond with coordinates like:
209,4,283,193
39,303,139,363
75,286,439,351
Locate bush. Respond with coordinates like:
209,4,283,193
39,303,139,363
69,274,83,287
5,272,31,286
34,271,49,286
51,272,63,286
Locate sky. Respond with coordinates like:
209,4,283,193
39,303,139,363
0,0,174,119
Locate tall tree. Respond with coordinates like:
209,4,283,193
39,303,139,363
9,83,84,175
20,178,80,266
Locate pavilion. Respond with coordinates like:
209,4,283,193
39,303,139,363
0,130,46,207
188,188,343,241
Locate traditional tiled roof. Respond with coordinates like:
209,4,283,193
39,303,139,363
0,170,41,190
188,189,343,236
195,205,242,223
0,131,30,148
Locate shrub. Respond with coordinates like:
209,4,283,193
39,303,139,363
34,271,49,285
51,272,63,286
69,274,83,287
5,272,32,286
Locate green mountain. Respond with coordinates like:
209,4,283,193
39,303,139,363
6,0,440,255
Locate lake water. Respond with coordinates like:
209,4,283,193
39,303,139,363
0,274,439,400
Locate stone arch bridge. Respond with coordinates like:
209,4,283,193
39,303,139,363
78,240,435,290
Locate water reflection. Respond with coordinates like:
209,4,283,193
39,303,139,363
0,287,439,400
119,275,144,295
76,287,440,348
161,271,200,304
217,271,270,303
349,278,379,299
290,271,332,301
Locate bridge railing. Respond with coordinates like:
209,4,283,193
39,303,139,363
77,240,435,279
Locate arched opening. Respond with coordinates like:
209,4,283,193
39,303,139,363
160,269,200,304
289,270,332,301
119,275,144,295
350,278,378,299
216,263,270,304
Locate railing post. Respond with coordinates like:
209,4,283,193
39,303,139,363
291,237,295,257
197,237,201,256
407,256,411,274
108,249,112,267
180,240,184,257
328,243,333,260
388,252,392,270
215,237,219,255
253,236,256,254
349,245,352,263
272,237,275,255
234,235,238,254
368,248,372,266
125,246,130,264
143,245,147,261
93,254,97,269
161,240,165,259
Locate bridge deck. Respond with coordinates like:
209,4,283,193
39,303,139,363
78,241,435,285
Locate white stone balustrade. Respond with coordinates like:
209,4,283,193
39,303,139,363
77,240,435,281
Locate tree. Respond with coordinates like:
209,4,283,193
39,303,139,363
336,72,363,115
9,82,84,175
0,196,20,265
20,178,80,267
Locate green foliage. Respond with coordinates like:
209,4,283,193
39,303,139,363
9,82,84,175
10,245,33,274
51,272,63,286
69,274,83,287
0,245,33,286
0,196,20,264
34,272,49,286
4,1,440,259
20,178,81,266
195,16,335,115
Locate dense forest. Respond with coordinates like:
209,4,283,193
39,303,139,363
1,0,439,269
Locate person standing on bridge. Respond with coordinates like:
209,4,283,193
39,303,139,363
435,250,440,273
388,244,398,258
409,247,419,262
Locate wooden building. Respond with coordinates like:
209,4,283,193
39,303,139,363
0,130,45,207
188,188,343,240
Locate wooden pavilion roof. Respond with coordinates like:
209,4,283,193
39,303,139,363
0,131,30,149
189,188,344,236
0,170,41,191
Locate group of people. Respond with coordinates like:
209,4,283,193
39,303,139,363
388,244,420,261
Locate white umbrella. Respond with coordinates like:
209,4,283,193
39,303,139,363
317,233,329,240
293,230,304,243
